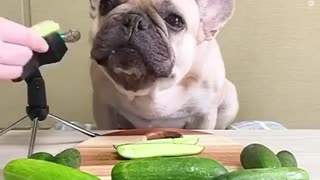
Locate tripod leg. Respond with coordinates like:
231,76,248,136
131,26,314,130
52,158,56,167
0,116,29,136
28,118,39,157
48,114,99,137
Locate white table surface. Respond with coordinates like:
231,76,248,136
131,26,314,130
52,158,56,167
0,130,319,179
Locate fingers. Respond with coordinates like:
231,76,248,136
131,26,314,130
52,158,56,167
0,64,23,80
0,17,49,53
0,42,33,66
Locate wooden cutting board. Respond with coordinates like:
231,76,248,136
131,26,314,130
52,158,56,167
76,129,244,180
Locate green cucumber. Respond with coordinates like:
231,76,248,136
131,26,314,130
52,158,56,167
213,167,309,180
114,137,199,148
54,148,81,169
112,156,228,180
116,143,204,159
32,20,60,37
4,158,100,180
277,150,298,167
240,143,281,169
29,152,55,162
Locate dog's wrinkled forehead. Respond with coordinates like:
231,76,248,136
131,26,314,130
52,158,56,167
90,0,234,39
89,0,202,37
90,0,199,19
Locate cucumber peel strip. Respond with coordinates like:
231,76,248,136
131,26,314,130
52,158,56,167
116,143,205,159
113,137,199,149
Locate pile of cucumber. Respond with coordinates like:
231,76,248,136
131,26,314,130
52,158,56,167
29,148,81,169
111,137,309,180
2,137,310,180
215,143,309,179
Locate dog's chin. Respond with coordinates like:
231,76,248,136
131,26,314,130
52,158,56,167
97,47,176,94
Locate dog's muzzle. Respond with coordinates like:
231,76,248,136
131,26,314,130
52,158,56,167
90,13,174,91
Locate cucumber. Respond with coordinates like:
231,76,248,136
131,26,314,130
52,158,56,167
277,150,298,167
31,20,60,37
116,143,204,159
4,158,100,180
112,156,228,180
114,137,199,148
29,152,55,162
240,143,281,169
28,148,81,169
213,167,309,180
54,148,81,169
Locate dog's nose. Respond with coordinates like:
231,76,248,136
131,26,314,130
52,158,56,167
123,13,151,32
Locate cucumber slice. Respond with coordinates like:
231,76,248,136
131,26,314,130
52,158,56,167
114,137,199,148
116,143,204,159
31,20,60,37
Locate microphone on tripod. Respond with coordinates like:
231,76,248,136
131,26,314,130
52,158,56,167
0,21,100,157
12,28,81,82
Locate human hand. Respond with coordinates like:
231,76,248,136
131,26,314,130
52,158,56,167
0,17,49,80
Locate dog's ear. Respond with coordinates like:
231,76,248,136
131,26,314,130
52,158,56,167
196,0,235,40
89,0,100,19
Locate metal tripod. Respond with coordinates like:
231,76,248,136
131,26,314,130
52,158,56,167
0,69,99,157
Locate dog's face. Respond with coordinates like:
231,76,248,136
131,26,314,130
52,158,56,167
89,0,234,94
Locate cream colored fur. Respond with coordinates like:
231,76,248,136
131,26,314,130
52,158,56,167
88,0,239,130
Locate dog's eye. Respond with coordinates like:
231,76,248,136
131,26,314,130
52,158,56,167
164,14,185,32
100,0,121,16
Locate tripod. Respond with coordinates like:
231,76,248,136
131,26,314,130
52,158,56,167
0,31,99,157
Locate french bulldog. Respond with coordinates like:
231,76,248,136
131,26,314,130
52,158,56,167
88,0,239,130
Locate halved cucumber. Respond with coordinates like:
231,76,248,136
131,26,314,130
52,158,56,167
116,143,204,159
114,137,199,148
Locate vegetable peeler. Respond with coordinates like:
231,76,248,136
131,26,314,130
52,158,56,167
0,20,100,158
